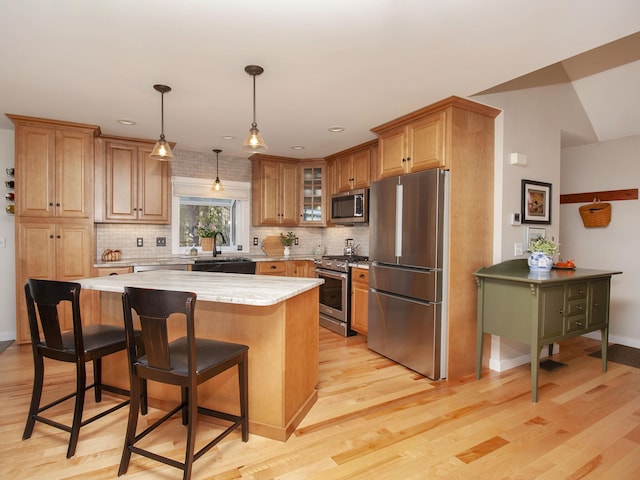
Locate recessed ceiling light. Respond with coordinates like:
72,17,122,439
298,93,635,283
222,135,235,140
328,126,345,133
117,119,136,125
290,145,305,150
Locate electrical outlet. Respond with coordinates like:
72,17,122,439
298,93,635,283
514,242,524,256
137,237,143,247
294,237,299,245
156,236,166,247
237,244,243,251
253,237,258,246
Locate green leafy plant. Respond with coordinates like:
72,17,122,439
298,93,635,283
196,213,217,238
528,237,559,255
280,231,296,247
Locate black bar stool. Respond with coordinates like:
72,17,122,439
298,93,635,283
23,279,143,458
118,287,249,480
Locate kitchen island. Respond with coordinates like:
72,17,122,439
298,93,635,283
79,270,323,441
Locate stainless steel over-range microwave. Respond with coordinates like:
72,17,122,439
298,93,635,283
330,188,369,224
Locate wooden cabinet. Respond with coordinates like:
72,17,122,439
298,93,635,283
97,266,133,276
251,155,299,226
371,96,500,381
299,162,326,225
8,115,98,218
8,115,100,344
15,219,95,343
286,260,315,278
96,136,170,224
327,141,376,193
256,261,287,276
350,267,369,335
474,259,621,402
256,260,315,277
374,111,446,178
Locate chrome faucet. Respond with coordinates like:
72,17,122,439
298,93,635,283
213,231,226,257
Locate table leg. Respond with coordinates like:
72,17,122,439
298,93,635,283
601,326,609,372
531,343,542,403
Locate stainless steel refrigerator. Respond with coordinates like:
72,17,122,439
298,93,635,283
368,168,448,380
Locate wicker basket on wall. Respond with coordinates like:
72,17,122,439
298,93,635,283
579,199,611,228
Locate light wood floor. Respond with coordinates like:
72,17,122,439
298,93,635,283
2,329,640,479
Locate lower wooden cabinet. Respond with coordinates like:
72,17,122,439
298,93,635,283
351,267,369,335
15,219,95,343
256,260,315,278
256,261,287,276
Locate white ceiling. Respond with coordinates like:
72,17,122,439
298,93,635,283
1,1,639,159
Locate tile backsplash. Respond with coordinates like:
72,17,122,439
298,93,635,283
96,147,370,261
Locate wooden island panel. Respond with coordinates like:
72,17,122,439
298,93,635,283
95,283,319,441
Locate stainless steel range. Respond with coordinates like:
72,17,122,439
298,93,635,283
314,255,368,337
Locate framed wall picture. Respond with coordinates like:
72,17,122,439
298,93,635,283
521,179,551,224
525,226,546,249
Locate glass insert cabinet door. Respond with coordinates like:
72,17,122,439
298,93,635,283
301,164,324,224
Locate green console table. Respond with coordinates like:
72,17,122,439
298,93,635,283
474,259,621,402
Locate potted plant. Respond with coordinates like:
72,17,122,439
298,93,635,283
527,237,559,272
196,216,217,251
280,232,296,256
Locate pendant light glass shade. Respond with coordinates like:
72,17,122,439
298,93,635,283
242,65,268,153
150,84,174,161
213,149,223,191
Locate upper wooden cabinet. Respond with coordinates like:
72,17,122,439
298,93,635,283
95,136,171,224
371,96,500,180
250,154,299,226
7,115,99,219
327,140,376,193
374,111,446,178
299,161,326,226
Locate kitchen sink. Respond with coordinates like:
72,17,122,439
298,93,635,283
193,257,253,263
192,257,256,274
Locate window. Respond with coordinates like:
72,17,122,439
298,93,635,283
171,177,250,255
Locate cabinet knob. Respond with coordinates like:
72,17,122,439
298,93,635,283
576,321,584,327
576,305,583,311
406,157,411,162
49,234,54,239
49,202,54,206
56,235,61,239
401,158,406,163
56,203,60,207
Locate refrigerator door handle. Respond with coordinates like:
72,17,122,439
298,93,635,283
395,183,403,257
370,288,436,306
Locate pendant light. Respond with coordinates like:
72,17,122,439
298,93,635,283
150,84,175,161
213,149,224,191
242,65,268,152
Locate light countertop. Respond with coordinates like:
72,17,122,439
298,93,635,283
79,270,323,306
94,254,318,268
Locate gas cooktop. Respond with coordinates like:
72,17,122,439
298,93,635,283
316,255,369,273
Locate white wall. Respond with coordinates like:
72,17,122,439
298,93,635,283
561,134,640,348
473,79,598,370
0,128,16,340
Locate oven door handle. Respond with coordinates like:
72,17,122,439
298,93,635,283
314,268,348,280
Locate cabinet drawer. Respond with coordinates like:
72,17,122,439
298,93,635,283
352,268,369,286
566,282,587,301
567,315,587,333
257,261,286,275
